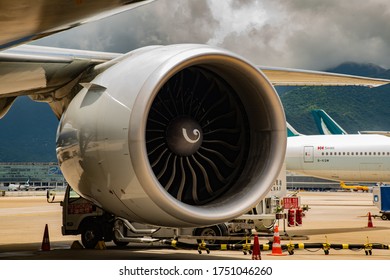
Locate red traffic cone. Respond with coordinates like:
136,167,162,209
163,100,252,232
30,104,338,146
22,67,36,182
41,224,51,251
269,225,285,256
252,234,261,260
367,212,374,228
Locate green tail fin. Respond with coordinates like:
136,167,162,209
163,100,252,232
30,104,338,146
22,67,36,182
311,109,347,135
287,122,303,137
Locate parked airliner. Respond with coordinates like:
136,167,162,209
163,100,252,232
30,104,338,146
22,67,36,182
286,123,390,182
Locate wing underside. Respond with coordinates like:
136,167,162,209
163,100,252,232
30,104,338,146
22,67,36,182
0,0,155,50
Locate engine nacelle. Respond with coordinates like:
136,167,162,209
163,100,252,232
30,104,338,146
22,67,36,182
56,44,286,227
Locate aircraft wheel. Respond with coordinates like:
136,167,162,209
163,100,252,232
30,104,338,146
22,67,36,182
381,214,388,220
255,219,276,232
81,221,103,249
194,224,228,245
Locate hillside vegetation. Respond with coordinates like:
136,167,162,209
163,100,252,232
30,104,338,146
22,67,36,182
279,62,390,135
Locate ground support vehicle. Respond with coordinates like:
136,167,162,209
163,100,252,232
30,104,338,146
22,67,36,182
373,185,390,220
48,166,300,249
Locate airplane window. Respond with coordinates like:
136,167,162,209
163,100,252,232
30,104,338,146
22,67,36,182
343,152,345,155
322,152,324,156
351,152,354,156
374,152,376,155
326,152,328,155
330,152,333,156
347,152,350,155
365,152,367,155
369,152,372,155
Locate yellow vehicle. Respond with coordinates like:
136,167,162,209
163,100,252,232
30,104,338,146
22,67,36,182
340,181,370,192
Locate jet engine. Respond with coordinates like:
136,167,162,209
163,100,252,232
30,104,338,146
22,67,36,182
56,44,286,227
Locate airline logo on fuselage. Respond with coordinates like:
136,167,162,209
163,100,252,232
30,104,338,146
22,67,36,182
317,146,335,150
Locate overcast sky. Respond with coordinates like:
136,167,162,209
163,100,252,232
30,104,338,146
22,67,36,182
35,0,390,70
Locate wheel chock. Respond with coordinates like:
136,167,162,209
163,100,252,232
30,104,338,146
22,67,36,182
71,240,84,249
95,241,106,250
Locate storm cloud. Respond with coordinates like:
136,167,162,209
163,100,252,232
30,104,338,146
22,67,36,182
35,0,390,70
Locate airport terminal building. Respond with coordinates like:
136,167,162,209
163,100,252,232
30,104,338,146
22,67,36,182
0,162,66,189
287,171,340,191
0,162,353,192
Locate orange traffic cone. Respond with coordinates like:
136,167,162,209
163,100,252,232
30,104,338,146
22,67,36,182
41,224,51,251
269,225,285,256
252,234,261,260
367,212,374,228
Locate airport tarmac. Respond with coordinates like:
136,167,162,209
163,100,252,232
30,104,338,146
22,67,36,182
1,191,390,260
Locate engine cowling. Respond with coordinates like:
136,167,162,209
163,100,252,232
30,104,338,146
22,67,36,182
56,44,286,227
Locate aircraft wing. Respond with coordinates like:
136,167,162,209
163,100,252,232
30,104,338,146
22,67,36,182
3,47,389,98
2,46,390,119
260,66,390,88
0,45,120,97
0,0,155,50
0,45,120,118
359,131,390,137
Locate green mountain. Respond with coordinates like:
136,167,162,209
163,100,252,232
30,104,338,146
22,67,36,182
278,62,390,135
0,97,59,162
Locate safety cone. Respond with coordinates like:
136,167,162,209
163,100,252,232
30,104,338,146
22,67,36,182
41,224,50,251
268,225,285,256
367,212,374,228
252,234,261,260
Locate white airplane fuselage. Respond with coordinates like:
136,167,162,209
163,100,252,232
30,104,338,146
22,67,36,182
286,134,390,182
